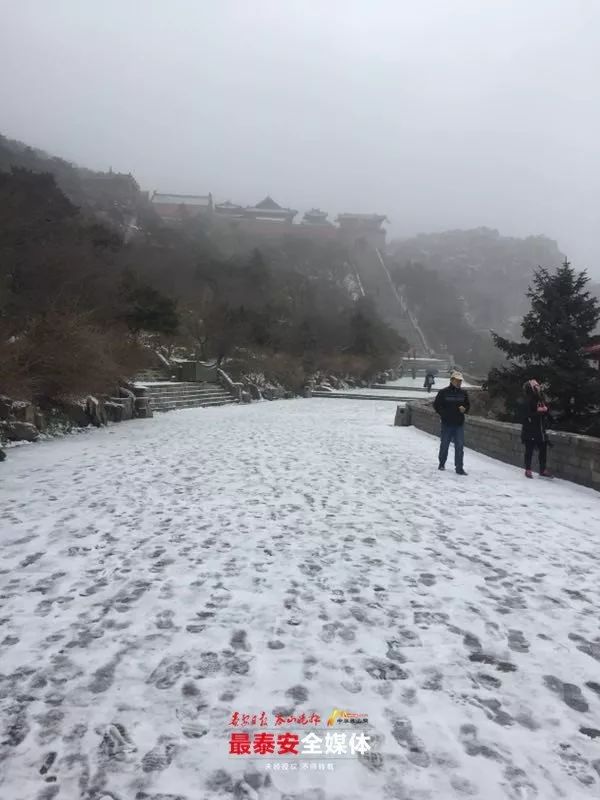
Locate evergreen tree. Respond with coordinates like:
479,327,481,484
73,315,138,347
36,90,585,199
488,259,600,433
122,279,180,335
348,297,406,358
245,248,271,294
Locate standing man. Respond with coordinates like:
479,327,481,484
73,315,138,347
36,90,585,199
433,371,470,475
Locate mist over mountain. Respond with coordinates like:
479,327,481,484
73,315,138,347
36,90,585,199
4,129,594,380
0,133,155,235
1,132,411,406
1,1,599,275
391,228,565,333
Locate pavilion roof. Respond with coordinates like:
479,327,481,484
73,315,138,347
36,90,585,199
245,196,297,216
254,195,283,210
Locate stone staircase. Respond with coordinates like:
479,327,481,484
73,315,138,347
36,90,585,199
134,381,238,413
349,247,431,355
311,390,416,401
400,357,453,378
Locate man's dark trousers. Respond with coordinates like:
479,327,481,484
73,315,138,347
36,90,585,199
439,423,464,470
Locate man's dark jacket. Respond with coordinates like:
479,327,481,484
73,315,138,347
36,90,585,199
433,384,470,426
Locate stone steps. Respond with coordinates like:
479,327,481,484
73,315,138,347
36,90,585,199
139,384,228,397
401,371,448,379
371,384,436,393
352,248,432,355
399,359,452,378
135,381,238,413
312,391,412,402
150,397,238,412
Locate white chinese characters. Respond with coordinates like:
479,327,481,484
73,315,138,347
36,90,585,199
300,731,371,756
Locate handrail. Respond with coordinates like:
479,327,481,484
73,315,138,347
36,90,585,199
217,368,243,400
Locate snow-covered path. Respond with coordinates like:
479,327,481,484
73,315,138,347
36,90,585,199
1,399,599,800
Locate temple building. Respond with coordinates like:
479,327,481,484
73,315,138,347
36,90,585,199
242,196,297,223
214,200,244,218
150,192,213,223
149,187,387,248
301,208,332,226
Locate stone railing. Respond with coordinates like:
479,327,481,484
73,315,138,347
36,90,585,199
217,368,243,401
176,360,219,383
400,399,600,492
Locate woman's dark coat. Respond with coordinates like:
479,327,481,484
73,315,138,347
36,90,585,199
520,391,549,444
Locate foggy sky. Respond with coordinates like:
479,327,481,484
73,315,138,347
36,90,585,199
2,0,599,272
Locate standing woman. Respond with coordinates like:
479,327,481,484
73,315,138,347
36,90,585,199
521,379,552,478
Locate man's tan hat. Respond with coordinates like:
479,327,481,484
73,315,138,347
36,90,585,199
451,371,464,381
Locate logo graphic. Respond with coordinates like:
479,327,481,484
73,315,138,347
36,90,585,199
226,708,372,763
326,709,368,726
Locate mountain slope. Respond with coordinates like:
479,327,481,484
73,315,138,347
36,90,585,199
389,227,565,336
387,227,570,370
0,133,156,236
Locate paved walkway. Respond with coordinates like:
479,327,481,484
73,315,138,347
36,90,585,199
1,399,599,799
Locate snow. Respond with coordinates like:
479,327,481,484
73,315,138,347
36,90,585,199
132,380,178,387
319,375,473,400
384,376,475,389
405,358,450,364
318,375,474,401
1,399,600,800
321,387,419,400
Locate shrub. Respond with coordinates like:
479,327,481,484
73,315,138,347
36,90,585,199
0,311,146,401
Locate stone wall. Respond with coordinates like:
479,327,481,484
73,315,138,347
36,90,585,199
211,214,339,244
1,388,152,451
402,399,600,492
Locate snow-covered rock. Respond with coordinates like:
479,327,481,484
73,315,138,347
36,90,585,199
3,420,40,442
10,399,36,424
245,382,262,401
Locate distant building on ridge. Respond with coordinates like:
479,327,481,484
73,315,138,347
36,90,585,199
150,192,213,223
150,189,387,248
